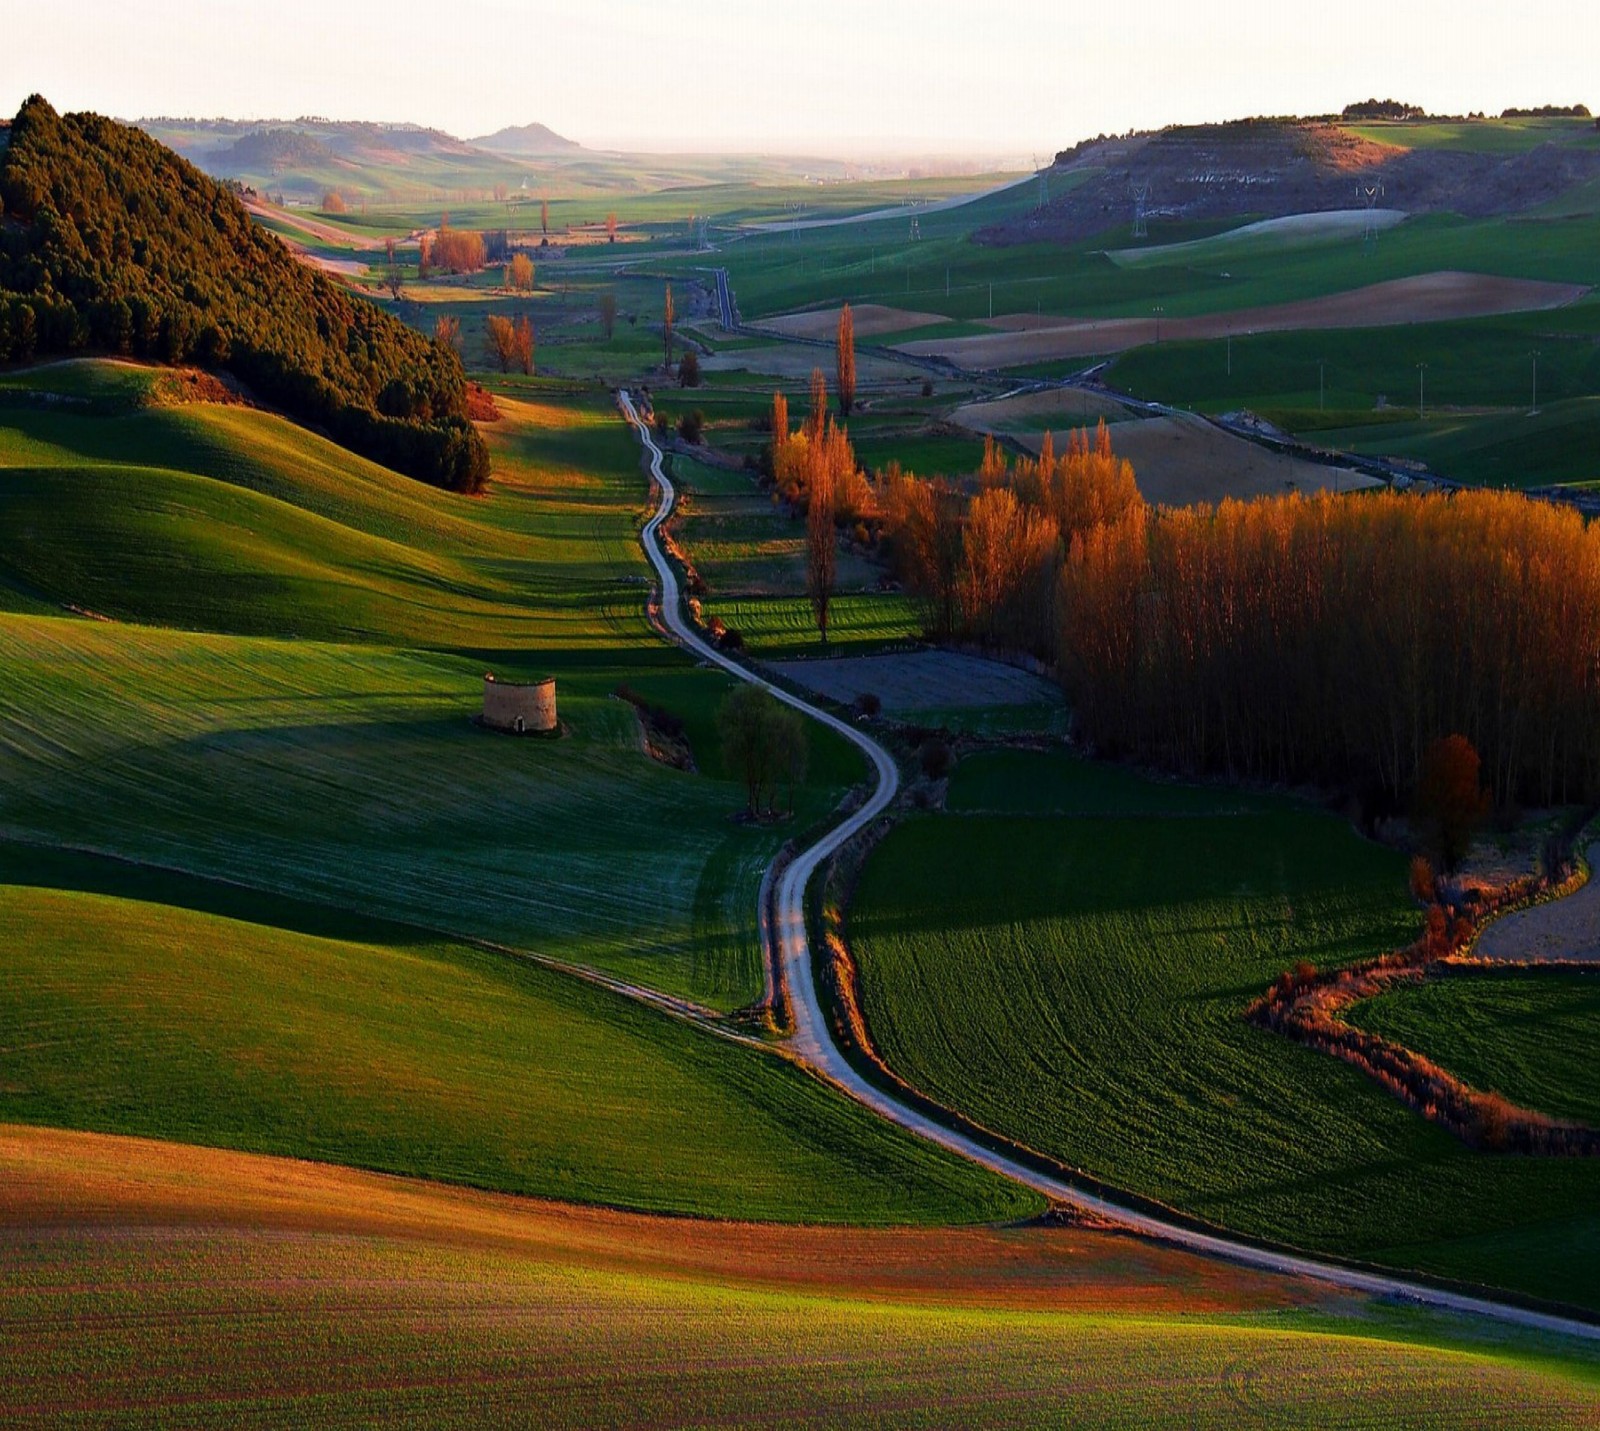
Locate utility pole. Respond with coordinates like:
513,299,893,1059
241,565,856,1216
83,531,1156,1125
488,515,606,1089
988,283,993,320
945,267,950,298
1152,305,1165,343
1319,359,1326,412
1226,331,1231,377
1531,350,1541,415
1417,362,1428,421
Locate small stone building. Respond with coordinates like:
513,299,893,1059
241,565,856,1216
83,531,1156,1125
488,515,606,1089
482,673,557,734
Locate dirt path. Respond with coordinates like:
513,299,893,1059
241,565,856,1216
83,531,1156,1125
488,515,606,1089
1476,844,1600,962
623,391,1600,1344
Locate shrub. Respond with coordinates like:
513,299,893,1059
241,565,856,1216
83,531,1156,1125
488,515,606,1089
919,738,953,781
678,350,701,387
677,410,705,445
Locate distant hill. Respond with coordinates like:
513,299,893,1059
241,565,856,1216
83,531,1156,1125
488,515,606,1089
137,117,524,201
988,114,1600,247
0,97,488,491
471,122,582,156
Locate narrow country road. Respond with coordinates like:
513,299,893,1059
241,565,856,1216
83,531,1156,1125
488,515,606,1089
619,390,1600,1345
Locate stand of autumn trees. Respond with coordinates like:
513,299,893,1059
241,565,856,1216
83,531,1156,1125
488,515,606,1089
1058,485,1600,808
0,97,488,492
878,416,1600,809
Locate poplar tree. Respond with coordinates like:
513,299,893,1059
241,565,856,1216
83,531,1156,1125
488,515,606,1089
836,302,856,416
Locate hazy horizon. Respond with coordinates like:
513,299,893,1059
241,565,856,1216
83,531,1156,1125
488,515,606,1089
4,0,1596,161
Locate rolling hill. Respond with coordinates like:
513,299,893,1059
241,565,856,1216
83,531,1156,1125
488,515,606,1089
472,121,583,155
0,98,487,490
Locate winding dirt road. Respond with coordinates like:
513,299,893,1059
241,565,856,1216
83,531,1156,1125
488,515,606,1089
620,390,1600,1344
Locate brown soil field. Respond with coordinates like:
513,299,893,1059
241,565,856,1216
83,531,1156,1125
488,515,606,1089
951,387,1135,434
1011,412,1380,506
0,1124,1310,1312
769,650,1062,711
759,304,949,342
896,272,1589,370
702,343,928,382
1476,844,1600,963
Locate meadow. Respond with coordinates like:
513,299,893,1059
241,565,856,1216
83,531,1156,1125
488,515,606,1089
0,362,863,1009
5,1127,1599,1428
1348,972,1600,1128
848,749,1600,1310
698,593,919,658
0,879,1025,1223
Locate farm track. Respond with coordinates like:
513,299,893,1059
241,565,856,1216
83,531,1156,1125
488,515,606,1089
621,390,1600,1344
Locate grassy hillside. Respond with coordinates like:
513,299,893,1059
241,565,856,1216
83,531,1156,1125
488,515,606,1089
0,876,1027,1223
848,750,1600,1310
0,99,485,489
5,1127,1598,1427
0,363,859,1008
1348,973,1600,1128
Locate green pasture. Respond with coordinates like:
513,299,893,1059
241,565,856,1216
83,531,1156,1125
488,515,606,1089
0,875,1026,1223
0,362,863,1009
848,749,1600,1310
698,593,918,658
711,205,1600,335
1349,972,1600,1127
1342,117,1598,155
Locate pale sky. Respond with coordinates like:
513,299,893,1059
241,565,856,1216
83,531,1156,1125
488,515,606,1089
3,0,1594,157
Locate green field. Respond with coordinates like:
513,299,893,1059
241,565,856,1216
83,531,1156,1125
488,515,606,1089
1348,972,1600,1128
0,874,1027,1223
698,593,918,658
1343,117,1599,155
709,199,1600,329
1310,398,1600,489
0,363,862,1009
848,750,1600,1309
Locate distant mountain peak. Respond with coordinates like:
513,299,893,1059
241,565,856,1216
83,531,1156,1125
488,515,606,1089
471,122,581,156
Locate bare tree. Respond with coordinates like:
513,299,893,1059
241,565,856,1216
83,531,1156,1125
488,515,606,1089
598,290,618,341
662,284,675,370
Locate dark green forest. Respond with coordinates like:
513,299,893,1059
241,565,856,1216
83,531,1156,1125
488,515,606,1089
0,97,487,491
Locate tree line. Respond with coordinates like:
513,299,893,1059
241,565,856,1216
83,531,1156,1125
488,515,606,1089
1058,484,1600,809
0,97,488,492
776,360,1600,811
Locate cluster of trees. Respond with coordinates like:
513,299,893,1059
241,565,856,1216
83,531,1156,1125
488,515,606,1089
485,313,534,374
503,253,534,291
0,98,487,492
1502,104,1591,119
424,224,486,275
1058,487,1600,808
716,685,807,817
1341,99,1426,121
769,374,874,520
883,425,1138,653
